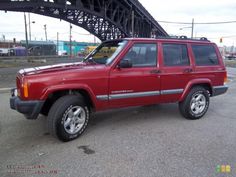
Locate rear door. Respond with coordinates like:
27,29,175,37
191,44,225,86
159,42,194,102
109,41,161,108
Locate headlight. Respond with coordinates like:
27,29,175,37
11,88,18,97
14,89,18,97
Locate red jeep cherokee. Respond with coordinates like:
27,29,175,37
10,37,228,141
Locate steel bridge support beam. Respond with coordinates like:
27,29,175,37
0,0,168,41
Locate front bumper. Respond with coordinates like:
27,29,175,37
212,85,229,97
10,91,44,120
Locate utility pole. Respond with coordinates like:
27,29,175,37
2,35,5,42
28,13,31,41
44,24,48,41
131,10,134,37
24,12,29,54
69,23,72,58
57,32,59,55
191,18,194,39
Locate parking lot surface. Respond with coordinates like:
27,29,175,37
0,68,235,177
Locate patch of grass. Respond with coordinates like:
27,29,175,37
0,61,19,68
225,60,236,68
0,61,47,68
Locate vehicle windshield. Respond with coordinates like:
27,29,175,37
83,40,127,65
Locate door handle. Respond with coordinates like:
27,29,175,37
183,68,193,73
150,70,161,74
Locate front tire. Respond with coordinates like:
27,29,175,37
47,95,90,142
179,87,210,120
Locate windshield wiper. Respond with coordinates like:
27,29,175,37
86,57,97,64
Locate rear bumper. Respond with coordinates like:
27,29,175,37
10,96,44,120
212,85,228,97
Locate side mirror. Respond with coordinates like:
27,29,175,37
118,59,132,69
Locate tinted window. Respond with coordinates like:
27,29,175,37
163,44,190,66
192,45,219,66
122,43,157,67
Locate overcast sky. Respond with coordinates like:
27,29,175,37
0,0,235,46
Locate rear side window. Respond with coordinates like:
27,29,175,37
163,44,190,66
192,45,219,66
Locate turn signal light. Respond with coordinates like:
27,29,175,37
23,81,29,98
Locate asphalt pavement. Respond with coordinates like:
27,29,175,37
0,68,235,177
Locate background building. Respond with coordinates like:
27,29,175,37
57,41,98,56
0,39,99,57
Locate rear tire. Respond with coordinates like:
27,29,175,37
179,87,209,120
47,95,90,142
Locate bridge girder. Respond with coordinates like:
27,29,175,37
0,0,168,41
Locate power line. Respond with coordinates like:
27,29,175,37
221,35,236,38
72,31,92,36
157,20,236,25
0,32,25,34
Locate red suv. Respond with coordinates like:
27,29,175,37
10,37,228,141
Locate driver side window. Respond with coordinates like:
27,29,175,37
122,43,157,67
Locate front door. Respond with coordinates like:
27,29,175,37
109,42,161,108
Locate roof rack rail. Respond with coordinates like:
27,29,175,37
156,35,210,42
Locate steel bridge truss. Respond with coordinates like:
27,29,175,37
0,0,168,41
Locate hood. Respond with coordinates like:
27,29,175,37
18,62,95,76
